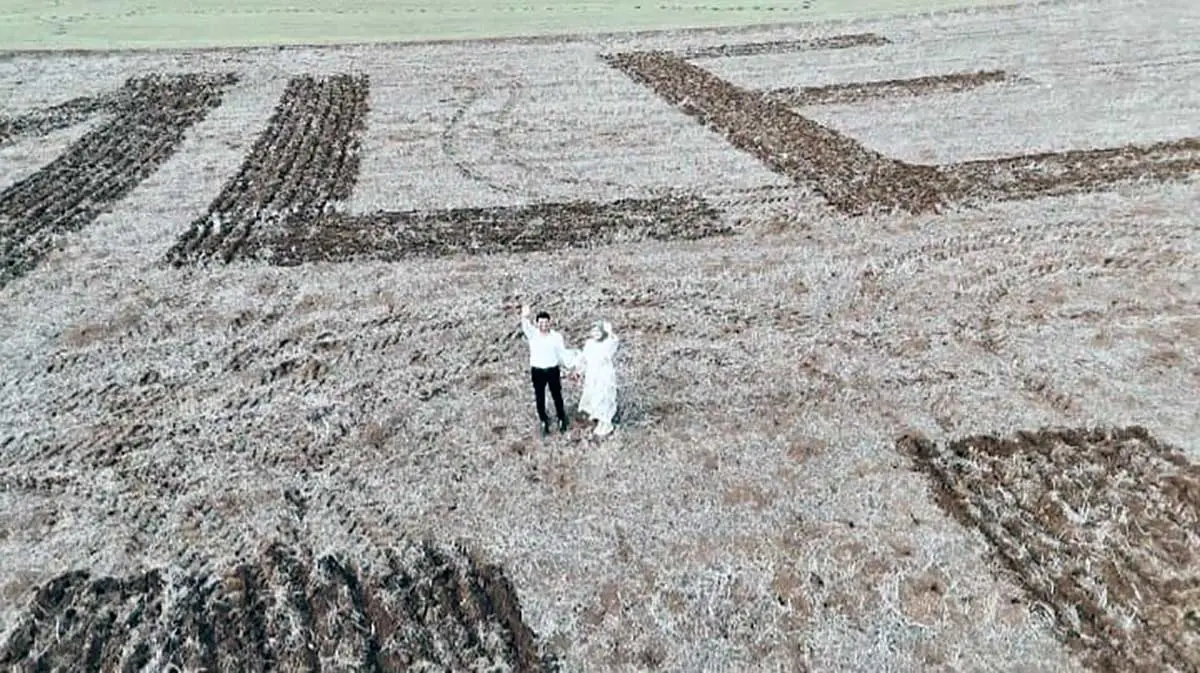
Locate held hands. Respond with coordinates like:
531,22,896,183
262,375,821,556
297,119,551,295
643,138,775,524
521,304,531,318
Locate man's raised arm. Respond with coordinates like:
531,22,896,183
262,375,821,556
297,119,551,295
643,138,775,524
520,304,535,339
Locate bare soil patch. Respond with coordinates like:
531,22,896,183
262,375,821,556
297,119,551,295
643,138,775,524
945,137,1200,203
262,195,727,264
0,72,237,288
0,92,123,146
679,32,890,59
606,50,1200,216
900,427,1200,673
0,540,556,672
768,70,1020,106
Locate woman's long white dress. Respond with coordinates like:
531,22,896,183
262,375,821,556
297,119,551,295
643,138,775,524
573,333,620,435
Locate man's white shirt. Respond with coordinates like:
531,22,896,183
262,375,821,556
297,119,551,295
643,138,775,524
522,318,570,368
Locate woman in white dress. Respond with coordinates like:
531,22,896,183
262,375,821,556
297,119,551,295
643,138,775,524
570,321,620,436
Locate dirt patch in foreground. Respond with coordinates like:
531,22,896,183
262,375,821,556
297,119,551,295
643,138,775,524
0,541,556,672
900,427,1200,673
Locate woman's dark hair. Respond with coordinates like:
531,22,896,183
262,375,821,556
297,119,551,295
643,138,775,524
536,311,551,321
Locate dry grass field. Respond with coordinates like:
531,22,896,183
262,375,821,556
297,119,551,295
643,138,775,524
1,0,1198,670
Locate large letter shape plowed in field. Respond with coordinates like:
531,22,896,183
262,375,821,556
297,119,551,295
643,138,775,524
167,73,726,266
607,49,1200,216
0,73,238,289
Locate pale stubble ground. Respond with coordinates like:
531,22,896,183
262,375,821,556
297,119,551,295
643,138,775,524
1,0,1198,670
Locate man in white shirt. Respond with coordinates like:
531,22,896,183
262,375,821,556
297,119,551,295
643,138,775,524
521,304,572,436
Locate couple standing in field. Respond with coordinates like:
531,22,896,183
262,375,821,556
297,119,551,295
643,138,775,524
520,304,620,438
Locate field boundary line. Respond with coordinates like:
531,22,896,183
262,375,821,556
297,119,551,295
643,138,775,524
0,0,1080,55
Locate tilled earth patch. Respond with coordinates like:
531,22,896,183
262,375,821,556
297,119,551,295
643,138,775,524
901,427,1200,673
605,50,950,216
767,70,1020,107
0,541,556,672
168,73,370,265
0,91,125,145
679,32,891,59
260,194,728,264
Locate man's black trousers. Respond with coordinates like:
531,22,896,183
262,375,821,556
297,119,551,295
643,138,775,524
531,366,566,425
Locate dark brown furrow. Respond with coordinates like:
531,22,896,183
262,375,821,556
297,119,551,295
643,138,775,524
680,32,891,59
769,70,1019,106
945,137,1200,203
166,74,371,266
260,194,728,264
0,91,125,145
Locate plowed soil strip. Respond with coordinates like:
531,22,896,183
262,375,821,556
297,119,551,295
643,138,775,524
680,32,890,59
609,50,1200,215
0,91,124,145
167,73,369,265
0,73,237,288
945,137,1200,202
260,194,728,264
769,70,1018,106
900,427,1200,673
1,541,556,672
605,50,949,215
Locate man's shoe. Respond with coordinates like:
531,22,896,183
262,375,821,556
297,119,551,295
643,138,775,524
540,422,551,437
558,419,569,434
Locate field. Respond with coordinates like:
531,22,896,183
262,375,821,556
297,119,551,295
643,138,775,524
1,0,1199,670
0,0,1022,50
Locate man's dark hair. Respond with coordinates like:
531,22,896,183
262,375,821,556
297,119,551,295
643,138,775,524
536,311,551,321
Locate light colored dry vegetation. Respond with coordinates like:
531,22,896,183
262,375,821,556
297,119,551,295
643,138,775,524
1,0,1198,670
